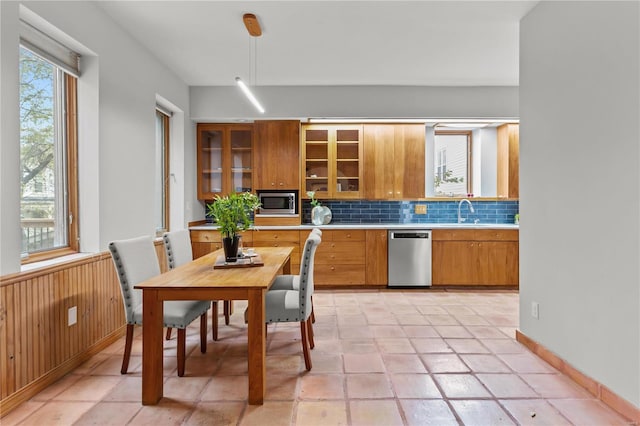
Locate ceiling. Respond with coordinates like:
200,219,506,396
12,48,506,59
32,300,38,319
96,1,538,88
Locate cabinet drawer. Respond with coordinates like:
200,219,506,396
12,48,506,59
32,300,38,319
432,229,519,241
314,264,366,285
323,229,366,242
252,241,299,256
474,229,519,241
190,230,253,243
191,242,222,259
190,230,221,243
432,229,474,241
253,230,300,243
315,242,365,264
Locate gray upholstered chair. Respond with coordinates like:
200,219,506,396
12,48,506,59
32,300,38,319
269,228,322,323
109,235,211,377
163,229,219,341
265,232,321,370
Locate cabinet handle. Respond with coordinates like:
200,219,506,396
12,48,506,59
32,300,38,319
274,243,279,247
330,266,335,271
346,233,351,238
330,254,335,259
271,182,275,186
331,243,336,248
279,182,283,186
274,235,278,239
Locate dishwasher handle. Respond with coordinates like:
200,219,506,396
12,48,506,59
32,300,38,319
390,231,431,239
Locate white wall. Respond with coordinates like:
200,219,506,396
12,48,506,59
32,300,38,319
520,1,639,407
190,85,519,121
479,127,497,197
0,2,23,273
0,1,194,274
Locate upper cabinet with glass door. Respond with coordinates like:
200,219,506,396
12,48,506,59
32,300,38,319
302,124,363,200
197,123,253,200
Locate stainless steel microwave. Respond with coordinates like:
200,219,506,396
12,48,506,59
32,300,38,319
257,190,298,215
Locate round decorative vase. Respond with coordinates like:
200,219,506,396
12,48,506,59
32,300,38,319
311,205,332,225
222,235,239,262
311,206,324,225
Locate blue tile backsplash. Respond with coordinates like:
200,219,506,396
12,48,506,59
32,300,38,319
301,200,519,225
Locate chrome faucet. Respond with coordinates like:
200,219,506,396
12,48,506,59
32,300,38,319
458,199,475,223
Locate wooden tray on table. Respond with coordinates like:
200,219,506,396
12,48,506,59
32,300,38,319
213,254,264,269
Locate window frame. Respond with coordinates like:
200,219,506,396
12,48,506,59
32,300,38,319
433,130,472,196
155,109,170,235
21,70,79,264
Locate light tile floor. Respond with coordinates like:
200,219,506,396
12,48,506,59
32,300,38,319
2,290,633,426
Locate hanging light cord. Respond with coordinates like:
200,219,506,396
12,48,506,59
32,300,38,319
237,13,265,113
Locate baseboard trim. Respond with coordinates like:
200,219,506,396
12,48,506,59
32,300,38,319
516,330,639,424
0,326,126,418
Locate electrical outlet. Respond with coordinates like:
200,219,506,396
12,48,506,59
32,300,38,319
68,306,77,326
531,302,539,319
415,204,427,215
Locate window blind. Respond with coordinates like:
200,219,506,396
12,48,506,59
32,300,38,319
19,20,80,77
156,104,174,117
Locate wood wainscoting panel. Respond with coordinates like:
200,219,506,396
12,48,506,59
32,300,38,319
0,250,132,415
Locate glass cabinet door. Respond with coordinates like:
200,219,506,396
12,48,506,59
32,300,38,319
303,128,330,198
334,127,361,196
197,124,253,200
229,128,253,193
302,124,363,200
199,128,223,196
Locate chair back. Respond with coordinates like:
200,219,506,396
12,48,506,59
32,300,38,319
109,235,161,324
163,229,193,269
298,233,321,320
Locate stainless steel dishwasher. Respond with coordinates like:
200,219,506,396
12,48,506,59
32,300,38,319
388,230,432,287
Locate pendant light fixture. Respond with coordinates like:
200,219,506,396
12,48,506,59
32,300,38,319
236,13,265,114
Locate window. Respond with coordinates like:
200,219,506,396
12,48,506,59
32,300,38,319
155,109,170,234
19,46,78,261
433,131,470,197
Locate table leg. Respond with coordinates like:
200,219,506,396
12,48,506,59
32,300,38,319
247,288,266,405
142,289,164,405
283,256,291,274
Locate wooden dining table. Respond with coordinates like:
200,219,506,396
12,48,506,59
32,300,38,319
134,245,293,405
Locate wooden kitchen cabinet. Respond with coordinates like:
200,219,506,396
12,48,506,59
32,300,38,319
497,123,519,199
197,123,253,200
253,120,300,190
190,230,253,259
314,229,366,286
365,229,388,286
253,230,301,273
432,229,519,286
301,124,363,200
363,124,426,199
190,229,222,258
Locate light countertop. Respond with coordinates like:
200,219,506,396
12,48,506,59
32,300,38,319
190,223,519,231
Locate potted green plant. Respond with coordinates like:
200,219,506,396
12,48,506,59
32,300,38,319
207,192,261,262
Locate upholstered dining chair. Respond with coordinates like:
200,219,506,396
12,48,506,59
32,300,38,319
265,232,321,371
163,229,221,341
109,235,211,377
269,228,322,323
